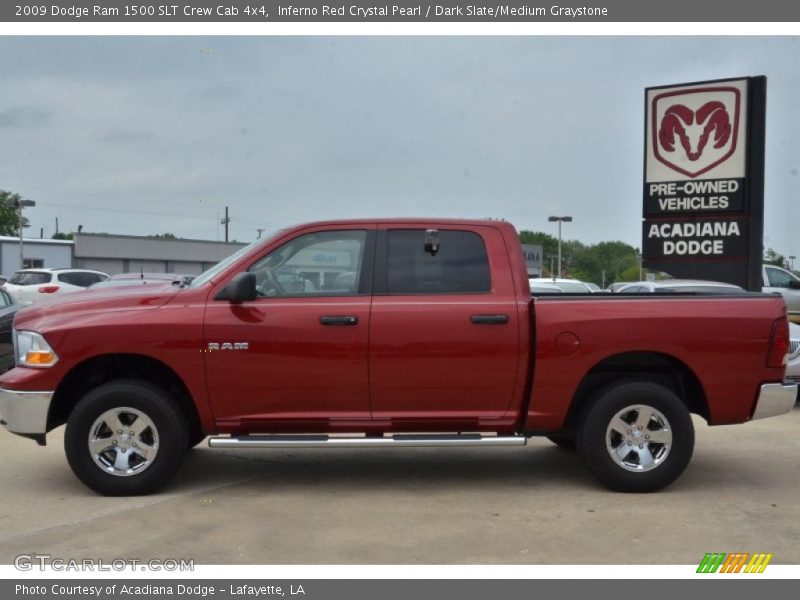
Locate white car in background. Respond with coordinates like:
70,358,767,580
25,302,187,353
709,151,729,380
616,280,744,294
763,264,800,323
529,281,564,294
3,268,108,306
528,277,594,293
786,323,800,400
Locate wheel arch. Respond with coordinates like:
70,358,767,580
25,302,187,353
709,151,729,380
562,351,709,431
47,353,202,440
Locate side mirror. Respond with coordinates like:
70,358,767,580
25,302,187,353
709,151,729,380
221,272,257,302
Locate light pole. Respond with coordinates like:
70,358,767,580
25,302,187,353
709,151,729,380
548,215,572,278
4,197,35,269
790,255,796,271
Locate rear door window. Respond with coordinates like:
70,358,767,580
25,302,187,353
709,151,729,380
7,272,51,286
58,272,107,288
386,229,491,294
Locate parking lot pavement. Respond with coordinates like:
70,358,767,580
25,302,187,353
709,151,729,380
0,409,798,565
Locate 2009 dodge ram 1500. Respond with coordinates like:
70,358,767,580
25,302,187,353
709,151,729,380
0,219,795,495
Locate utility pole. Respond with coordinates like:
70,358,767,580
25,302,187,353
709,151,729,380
638,252,643,281
548,215,573,278
55,217,59,235
4,196,36,269
257,228,266,239
220,206,230,243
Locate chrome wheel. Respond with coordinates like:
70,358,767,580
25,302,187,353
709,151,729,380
605,404,672,472
88,407,159,477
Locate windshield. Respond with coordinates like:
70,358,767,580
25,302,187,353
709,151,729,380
189,239,263,288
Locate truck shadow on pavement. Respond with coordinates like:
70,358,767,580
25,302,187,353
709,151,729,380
170,443,617,495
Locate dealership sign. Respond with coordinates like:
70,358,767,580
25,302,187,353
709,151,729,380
642,77,766,290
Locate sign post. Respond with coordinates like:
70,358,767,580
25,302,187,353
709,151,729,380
642,76,766,290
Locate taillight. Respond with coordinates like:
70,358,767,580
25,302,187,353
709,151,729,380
38,285,60,294
766,317,790,368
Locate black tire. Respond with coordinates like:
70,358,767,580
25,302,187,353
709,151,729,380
188,429,207,449
577,380,694,493
65,379,189,496
546,432,577,450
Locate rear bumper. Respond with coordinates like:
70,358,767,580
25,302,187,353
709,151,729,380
751,383,797,421
0,387,53,435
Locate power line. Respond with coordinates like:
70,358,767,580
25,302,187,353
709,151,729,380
35,201,219,220
23,185,275,219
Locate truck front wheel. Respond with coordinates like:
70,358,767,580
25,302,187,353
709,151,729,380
64,380,189,496
577,380,694,492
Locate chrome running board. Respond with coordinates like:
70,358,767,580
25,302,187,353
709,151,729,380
208,433,527,449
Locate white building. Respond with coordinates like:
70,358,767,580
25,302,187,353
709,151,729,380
0,234,245,277
0,236,73,276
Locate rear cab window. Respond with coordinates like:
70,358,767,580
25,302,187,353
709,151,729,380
384,229,491,294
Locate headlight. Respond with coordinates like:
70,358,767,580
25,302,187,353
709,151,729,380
14,330,59,368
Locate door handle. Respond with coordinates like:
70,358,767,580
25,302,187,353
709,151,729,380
320,315,359,326
470,314,509,325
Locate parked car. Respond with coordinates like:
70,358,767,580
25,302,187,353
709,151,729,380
762,264,800,323
0,289,19,374
3,268,108,305
585,283,601,292
0,219,795,496
785,323,800,400
529,281,563,294
528,277,594,293
89,273,189,290
617,280,744,294
607,281,634,292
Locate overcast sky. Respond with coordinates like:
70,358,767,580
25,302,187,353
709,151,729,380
1,36,798,253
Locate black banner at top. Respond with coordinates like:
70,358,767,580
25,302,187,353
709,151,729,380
3,0,800,22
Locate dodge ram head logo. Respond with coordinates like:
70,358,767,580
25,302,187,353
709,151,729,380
652,86,741,178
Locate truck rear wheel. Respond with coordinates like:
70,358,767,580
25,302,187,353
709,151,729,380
577,380,694,492
64,380,189,496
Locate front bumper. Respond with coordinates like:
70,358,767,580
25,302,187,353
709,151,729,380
0,387,53,435
752,383,797,420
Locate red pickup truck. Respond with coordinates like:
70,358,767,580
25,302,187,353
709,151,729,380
0,219,795,495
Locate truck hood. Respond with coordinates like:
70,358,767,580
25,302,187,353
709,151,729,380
13,285,183,331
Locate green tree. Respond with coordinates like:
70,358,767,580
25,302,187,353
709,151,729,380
52,232,74,240
0,190,31,237
149,233,177,240
518,230,583,277
763,248,787,268
571,241,639,286
519,229,639,285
